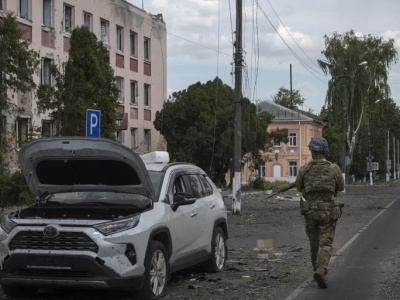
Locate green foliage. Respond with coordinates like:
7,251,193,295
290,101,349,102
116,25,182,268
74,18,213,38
0,171,36,210
272,87,305,109
154,77,272,185
268,128,289,146
0,13,40,171
245,178,292,191
37,26,119,139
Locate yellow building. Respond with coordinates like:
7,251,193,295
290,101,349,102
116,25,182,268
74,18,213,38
243,101,324,184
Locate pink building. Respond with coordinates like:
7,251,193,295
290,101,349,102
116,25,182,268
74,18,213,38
1,0,167,170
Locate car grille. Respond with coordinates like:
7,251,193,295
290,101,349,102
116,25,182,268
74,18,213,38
9,231,99,253
18,269,88,278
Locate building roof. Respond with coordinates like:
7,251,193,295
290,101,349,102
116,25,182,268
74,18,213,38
258,101,323,125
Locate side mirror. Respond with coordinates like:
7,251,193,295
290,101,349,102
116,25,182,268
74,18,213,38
171,192,196,211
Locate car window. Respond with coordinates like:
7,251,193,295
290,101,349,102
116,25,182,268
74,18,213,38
167,175,187,204
199,175,213,196
186,174,205,198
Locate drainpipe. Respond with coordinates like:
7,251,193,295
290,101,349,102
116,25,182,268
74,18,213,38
299,121,301,166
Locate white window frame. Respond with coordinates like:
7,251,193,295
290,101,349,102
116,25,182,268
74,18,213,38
130,31,137,56
17,117,30,149
259,165,265,177
63,3,73,33
289,132,297,147
131,128,138,149
144,37,150,61
83,11,92,31
289,161,297,177
273,138,281,147
116,25,124,52
41,58,52,85
0,0,5,11
42,0,52,27
144,129,151,152
18,0,30,20
41,120,54,137
144,84,150,106
116,77,124,103
100,19,109,45
130,80,138,105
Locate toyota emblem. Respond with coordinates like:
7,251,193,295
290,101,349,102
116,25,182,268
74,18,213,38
43,226,59,238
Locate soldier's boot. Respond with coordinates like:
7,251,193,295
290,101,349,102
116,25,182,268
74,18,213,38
313,268,327,289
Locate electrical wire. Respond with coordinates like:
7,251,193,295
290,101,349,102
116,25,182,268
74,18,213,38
265,0,324,74
255,0,327,84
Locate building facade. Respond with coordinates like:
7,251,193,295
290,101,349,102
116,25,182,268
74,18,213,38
241,101,324,184
1,0,167,171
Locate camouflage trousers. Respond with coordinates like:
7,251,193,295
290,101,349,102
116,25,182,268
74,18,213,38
304,209,337,275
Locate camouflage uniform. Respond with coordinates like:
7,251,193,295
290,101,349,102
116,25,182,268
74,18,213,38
295,137,344,288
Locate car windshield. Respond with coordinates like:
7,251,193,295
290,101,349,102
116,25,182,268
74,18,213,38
42,191,151,208
147,170,165,192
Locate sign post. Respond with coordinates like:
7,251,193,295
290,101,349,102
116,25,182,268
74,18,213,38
86,109,101,138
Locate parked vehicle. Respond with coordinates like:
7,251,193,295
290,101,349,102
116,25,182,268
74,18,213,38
0,137,228,299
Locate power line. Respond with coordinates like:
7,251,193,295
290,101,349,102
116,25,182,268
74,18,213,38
265,0,323,74
167,32,231,57
255,1,327,84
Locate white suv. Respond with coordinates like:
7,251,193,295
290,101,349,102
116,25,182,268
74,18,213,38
0,137,228,299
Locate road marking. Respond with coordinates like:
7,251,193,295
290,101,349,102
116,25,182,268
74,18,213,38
284,197,398,300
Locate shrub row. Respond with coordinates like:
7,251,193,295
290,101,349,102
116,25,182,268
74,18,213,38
0,171,36,210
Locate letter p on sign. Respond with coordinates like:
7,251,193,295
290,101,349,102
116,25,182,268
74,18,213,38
86,109,101,137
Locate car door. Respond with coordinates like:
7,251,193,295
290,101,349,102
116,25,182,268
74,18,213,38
165,171,203,267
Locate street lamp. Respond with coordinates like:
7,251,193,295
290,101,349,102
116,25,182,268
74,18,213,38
318,59,368,183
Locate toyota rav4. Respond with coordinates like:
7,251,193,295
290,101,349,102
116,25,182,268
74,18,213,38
0,137,228,299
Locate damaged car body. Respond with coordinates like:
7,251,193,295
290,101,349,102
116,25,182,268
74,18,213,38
0,137,228,299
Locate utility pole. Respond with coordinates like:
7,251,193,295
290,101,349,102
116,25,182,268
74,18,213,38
290,64,293,108
341,82,347,184
393,136,396,180
386,130,390,182
232,0,243,214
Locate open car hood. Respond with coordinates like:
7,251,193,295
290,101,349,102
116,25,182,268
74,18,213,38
19,137,155,200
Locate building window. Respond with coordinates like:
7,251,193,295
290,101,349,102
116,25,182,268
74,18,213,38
273,138,281,147
17,117,29,148
116,26,123,51
63,4,73,33
100,19,109,45
289,133,297,146
131,128,137,149
41,58,52,85
144,129,151,152
130,31,137,56
0,116,6,145
289,161,297,177
0,0,4,11
19,0,30,20
116,77,123,102
117,129,124,144
144,37,150,61
130,80,138,105
259,165,265,177
83,12,92,31
144,84,150,106
42,0,52,26
42,120,53,137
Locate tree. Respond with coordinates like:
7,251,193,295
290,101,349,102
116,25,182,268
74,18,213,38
154,77,272,185
37,26,119,139
0,13,40,171
272,87,305,109
318,30,398,180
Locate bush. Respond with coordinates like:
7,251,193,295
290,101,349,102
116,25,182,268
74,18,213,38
246,178,293,191
0,171,36,210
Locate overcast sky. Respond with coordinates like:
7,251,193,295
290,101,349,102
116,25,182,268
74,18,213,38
127,0,400,113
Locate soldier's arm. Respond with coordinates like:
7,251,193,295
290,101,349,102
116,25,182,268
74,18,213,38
333,165,345,192
295,167,305,192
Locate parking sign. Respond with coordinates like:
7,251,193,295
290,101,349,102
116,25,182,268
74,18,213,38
86,109,101,137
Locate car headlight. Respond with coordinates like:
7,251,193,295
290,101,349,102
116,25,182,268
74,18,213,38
94,215,140,236
1,215,17,234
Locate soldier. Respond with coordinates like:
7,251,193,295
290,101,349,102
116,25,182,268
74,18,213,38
295,137,344,289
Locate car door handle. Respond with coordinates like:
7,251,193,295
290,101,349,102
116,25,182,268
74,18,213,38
191,211,198,217
210,204,216,209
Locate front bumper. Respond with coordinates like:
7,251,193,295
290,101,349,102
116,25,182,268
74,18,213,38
0,254,144,291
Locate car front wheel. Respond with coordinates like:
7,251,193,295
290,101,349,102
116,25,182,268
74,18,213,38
202,226,227,273
139,241,169,300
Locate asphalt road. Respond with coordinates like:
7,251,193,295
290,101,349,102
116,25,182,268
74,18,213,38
287,189,400,300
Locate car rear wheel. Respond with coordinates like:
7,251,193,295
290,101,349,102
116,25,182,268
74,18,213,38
139,241,169,300
1,285,38,298
202,226,227,273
